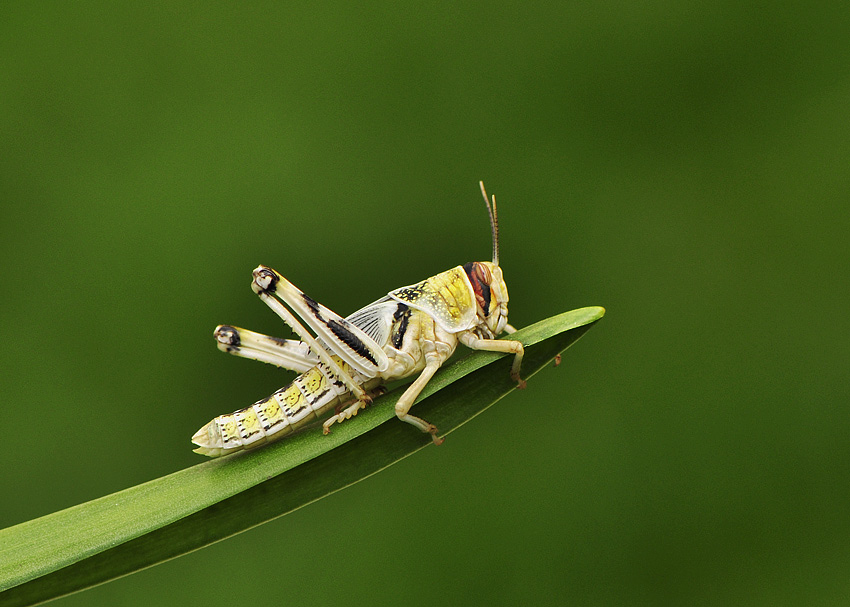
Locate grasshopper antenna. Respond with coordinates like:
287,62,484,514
479,180,499,266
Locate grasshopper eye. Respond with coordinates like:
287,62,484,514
472,262,491,286
463,261,493,315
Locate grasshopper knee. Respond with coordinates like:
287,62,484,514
252,266,278,293
214,325,240,347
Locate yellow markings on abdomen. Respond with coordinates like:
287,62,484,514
294,367,330,409
232,406,265,447
193,355,371,456
273,383,312,425
253,396,288,434
212,414,242,453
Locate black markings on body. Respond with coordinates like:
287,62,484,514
392,303,411,349
301,292,377,367
281,402,307,421
306,388,330,405
318,363,346,388
395,283,426,301
327,319,378,366
302,293,322,316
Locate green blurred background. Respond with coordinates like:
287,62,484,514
2,2,848,605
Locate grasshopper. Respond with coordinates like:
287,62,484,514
192,182,525,457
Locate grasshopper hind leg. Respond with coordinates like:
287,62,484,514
322,400,367,435
213,325,319,373
322,386,388,435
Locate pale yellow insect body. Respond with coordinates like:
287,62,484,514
192,184,524,457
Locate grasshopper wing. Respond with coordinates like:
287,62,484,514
388,266,477,333
346,296,399,348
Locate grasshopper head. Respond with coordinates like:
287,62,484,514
464,261,509,336
467,181,510,336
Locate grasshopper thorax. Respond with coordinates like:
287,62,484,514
463,261,509,337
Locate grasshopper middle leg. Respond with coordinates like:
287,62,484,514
393,351,445,445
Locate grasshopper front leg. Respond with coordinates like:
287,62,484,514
459,332,526,389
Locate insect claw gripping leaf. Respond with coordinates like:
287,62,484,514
192,182,528,456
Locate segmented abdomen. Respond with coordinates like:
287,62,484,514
192,356,366,457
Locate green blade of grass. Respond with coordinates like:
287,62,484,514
0,306,604,606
